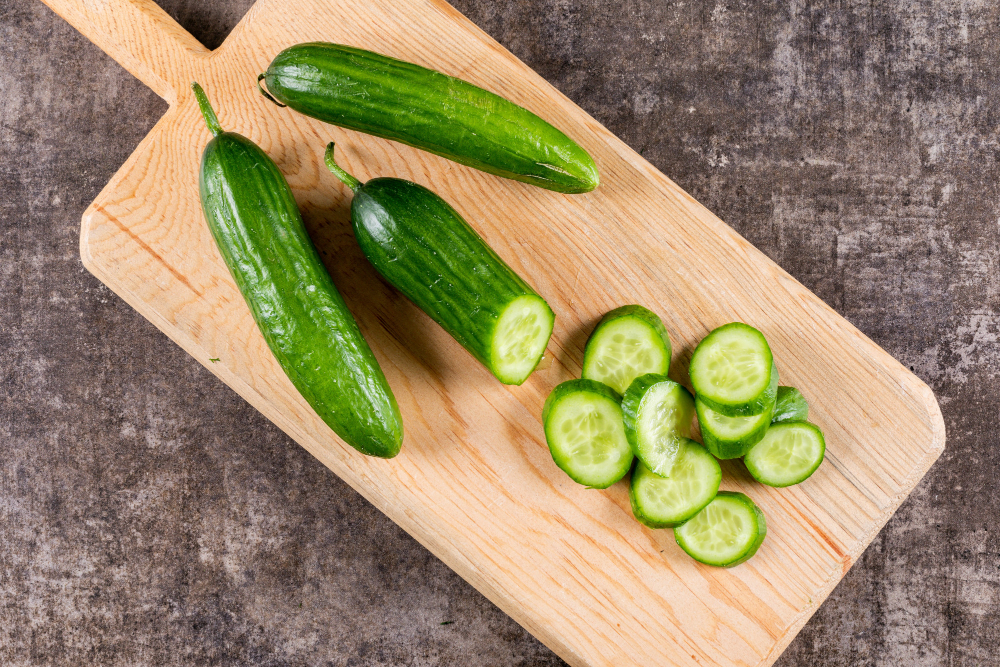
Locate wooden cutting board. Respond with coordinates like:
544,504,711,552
40,0,945,665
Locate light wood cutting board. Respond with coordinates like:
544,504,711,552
39,0,945,665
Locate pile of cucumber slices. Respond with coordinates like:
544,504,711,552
543,307,826,568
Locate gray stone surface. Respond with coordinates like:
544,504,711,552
1,0,996,664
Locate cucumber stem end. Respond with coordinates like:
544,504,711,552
256,73,287,108
191,82,223,138
325,142,362,193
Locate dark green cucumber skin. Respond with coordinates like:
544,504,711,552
263,43,599,193
772,386,809,423
350,177,552,384
199,132,403,457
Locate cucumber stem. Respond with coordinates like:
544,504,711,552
256,73,287,108
191,82,223,137
325,142,362,193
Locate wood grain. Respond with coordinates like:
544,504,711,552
39,0,945,665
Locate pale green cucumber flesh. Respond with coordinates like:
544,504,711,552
583,306,671,395
674,492,767,567
690,323,775,416
622,374,694,476
629,440,721,528
491,295,555,384
542,380,633,488
696,397,773,459
745,421,825,487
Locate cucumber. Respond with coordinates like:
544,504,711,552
772,386,809,423
745,421,826,487
689,323,777,417
542,380,633,488
325,144,554,385
260,43,599,194
629,440,721,528
674,492,767,567
192,84,403,458
695,361,777,459
621,374,694,475
582,306,672,395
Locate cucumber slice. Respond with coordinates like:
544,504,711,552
695,373,775,460
674,492,767,567
689,323,776,417
772,386,809,423
621,374,695,476
744,421,825,487
629,440,721,528
491,295,555,385
582,305,672,395
542,379,634,488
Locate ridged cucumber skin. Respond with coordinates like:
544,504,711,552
262,43,599,194
349,177,553,385
690,323,776,417
772,386,809,423
198,131,403,458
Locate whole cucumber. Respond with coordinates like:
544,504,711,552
259,43,599,194
191,83,403,458
325,143,554,385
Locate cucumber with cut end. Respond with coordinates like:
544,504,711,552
260,43,599,193
629,440,721,528
674,492,767,567
772,386,809,423
621,374,695,476
695,360,777,459
745,421,825,487
192,84,403,458
326,144,554,385
689,323,777,417
582,305,672,395
542,379,633,488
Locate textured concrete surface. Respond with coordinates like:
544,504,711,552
1,0,997,665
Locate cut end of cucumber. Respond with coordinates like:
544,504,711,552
696,397,773,459
629,440,721,528
491,295,554,385
543,380,633,488
582,307,671,395
690,323,774,415
674,492,767,567
745,421,825,487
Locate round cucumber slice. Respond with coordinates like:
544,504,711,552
542,379,633,488
491,294,555,385
696,393,773,459
689,323,776,417
772,386,809,423
582,305,672,395
744,421,825,487
674,492,767,567
621,374,695,476
629,440,721,528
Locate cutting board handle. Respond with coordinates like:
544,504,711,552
39,0,208,105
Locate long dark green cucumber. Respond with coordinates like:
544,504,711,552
325,143,554,385
259,43,599,193
192,84,403,458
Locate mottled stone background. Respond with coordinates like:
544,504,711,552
1,0,997,665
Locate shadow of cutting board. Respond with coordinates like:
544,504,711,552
39,0,945,664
